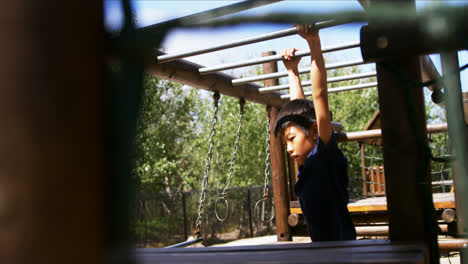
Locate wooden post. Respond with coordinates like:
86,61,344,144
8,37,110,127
361,144,368,197
367,0,438,262
0,2,106,263
376,58,438,260
262,51,291,241
182,192,188,241
287,155,297,201
247,189,254,237
376,166,382,194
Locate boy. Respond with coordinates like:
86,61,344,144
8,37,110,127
275,25,356,241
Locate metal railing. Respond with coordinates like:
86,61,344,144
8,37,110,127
259,71,376,93
232,59,369,86
199,41,361,74
157,20,343,63
139,0,284,36
280,82,378,99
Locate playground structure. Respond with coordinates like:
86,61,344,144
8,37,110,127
1,0,468,263
144,1,468,263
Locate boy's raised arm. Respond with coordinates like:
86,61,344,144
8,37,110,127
281,47,304,100
297,24,332,146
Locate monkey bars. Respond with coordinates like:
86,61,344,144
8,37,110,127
199,41,361,74
260,71,377,93
156,20,341,63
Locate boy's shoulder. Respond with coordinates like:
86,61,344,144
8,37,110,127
304,133,346,167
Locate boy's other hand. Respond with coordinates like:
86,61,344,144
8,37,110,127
294,24,319,43
281,47,301,71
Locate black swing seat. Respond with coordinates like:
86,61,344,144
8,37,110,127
134,239,427,264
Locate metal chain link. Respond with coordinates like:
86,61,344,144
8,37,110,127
221,99,245,198
215,99,245,221
194,92,220,237
253,106,274,223
262,106,272,199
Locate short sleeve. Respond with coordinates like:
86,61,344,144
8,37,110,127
314,133,339,160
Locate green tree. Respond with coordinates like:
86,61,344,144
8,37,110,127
132,75,201,194
327,66,379,198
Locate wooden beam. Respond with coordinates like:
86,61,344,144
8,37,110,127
263,51,291,242
287,155,297,201
358,0,444,106
376,52,439,259
370,0,439,258
336,123,447,143
290,193,455,214
360,23,468,62
146,56,285,108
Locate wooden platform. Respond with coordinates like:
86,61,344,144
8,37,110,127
290,192,455,214
134,239,427,263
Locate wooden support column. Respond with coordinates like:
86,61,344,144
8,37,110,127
287,155,297,201
262,51,291,241
376,58,438,261
361,144,368,197
366,1,438,262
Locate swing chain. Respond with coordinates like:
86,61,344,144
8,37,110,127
221,99,245,198
253,106,275,223
263,106,272,199
215,99,245,222
194,92,220,237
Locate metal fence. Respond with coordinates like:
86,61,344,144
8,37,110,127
132,185,276,248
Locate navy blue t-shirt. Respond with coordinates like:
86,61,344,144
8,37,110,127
294,133,356,241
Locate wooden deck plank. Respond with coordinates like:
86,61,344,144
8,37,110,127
290,192,455,214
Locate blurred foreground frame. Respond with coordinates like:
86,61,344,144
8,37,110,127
0,1,108,264
0,0,467,264
0,0,152,263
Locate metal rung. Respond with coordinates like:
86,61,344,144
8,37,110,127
259,71,376,93
139,0,284,35
233,59,368,86
280,82,378,99
199,41,361,74
165,237,203,248
157,20,341,63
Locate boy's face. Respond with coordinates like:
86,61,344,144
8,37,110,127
282,123,317,166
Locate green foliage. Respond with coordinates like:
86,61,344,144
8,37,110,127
133,74,270,195
326,66,379,197
212,96,268,188
133,75,201,193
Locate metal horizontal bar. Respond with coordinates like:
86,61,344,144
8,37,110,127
327,81,377,93
233,59,368,86
280,82,377,99
259,71,376,93
199,41,361,74
139,0,283,35
336,123,447,143
157,20,340,63
165,237,203,248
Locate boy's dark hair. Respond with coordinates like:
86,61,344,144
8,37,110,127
274,99,317,137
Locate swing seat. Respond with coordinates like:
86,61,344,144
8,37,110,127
135,239,427,263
